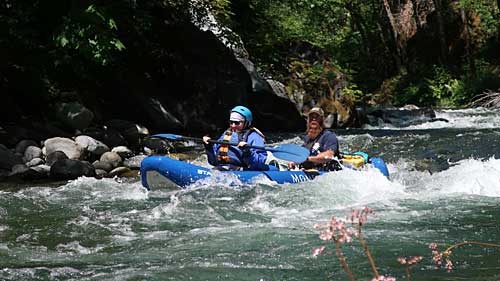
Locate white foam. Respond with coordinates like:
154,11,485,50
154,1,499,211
55,241,104,255
363,108,500,130
423,157,500,197
66,177,148,200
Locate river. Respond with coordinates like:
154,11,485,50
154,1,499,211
0,108,499,280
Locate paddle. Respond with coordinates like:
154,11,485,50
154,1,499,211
149,133,310,163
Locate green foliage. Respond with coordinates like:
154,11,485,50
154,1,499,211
342,84,367,103
285,59,345,105
458,0,499,44
453,62,500,104
2,0,500,124
387,61,500,107
54,5,126,66
425,66,455,104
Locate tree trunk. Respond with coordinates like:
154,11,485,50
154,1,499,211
433,0,447,63
382,0,402,72
460,8,476,74
497,0,500,39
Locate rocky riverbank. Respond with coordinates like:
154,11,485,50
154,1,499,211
1,136,146,183
0,105,445,185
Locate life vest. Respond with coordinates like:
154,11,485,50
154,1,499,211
217,127,265,164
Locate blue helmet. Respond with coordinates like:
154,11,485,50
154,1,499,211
231,105,253,125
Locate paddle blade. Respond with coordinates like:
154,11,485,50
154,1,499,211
268,144,309,163
149,133,185,140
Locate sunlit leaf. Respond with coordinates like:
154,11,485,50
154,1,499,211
109,18,117,30
111,39,126,51
56,35,69,47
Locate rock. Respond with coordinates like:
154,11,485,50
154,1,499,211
55,102,94,130
323,113,337,128
26,157,44,167
139,97,183,131
109,166,131,177
119,169,139,178
143,138,173,154
44,137,83,160
49,159,96,180
15,139,39,154
365,107,437,127
75,135,110,156
82,127,127,149
0,145,23,170
111,146,134,159
10,164,28,175
0,169,10,179
123,155,146,169
106,120,148,148
30,164,51,176
46,151,69,166
266,79,288,99
100,151,122,168
92,160,113,172
143,147,153,156
23,146,42,163
9,164,47,180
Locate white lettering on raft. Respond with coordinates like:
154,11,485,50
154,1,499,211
290,173,310,183
197,169,212,176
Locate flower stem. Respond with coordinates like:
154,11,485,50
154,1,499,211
405,267,411,281
335,240,355,281
358,232,379,278
444,241,500,253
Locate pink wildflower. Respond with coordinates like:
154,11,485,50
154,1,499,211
319,229,333,241
407,256,423,265
371,275,396,281
312,246,325,257
397,257,407,264
398,255,422,265
432,251,443,266
445,258,453,272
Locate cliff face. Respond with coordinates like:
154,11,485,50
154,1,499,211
0,6,306,146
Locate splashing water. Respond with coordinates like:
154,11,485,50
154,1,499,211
1,108,500,280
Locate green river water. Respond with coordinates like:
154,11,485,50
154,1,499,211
0,108,499,280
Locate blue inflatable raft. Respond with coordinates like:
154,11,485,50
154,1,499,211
140,155,389,190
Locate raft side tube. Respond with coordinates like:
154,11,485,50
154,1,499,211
370,157,390,178
141,156,214,189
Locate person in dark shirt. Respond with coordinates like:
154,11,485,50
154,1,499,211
289,107,340,171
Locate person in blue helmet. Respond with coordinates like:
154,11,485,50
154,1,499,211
202,106,269,171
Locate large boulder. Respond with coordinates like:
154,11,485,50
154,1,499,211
81,127,126,149
239,58,306,131
105,17,305,134
49,159,96,180
15,139,39,154
46,151,69,166
55,102,94,131
105,119,149,148
0,144,22,170
43,137,83,160
23,146,43,163
364,106,438,127
75,135,109,156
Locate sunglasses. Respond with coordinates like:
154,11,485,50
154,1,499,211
308,114,322,120
229,120,242,125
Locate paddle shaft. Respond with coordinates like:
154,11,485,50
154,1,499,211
149,133,310,162
177,135,270,151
